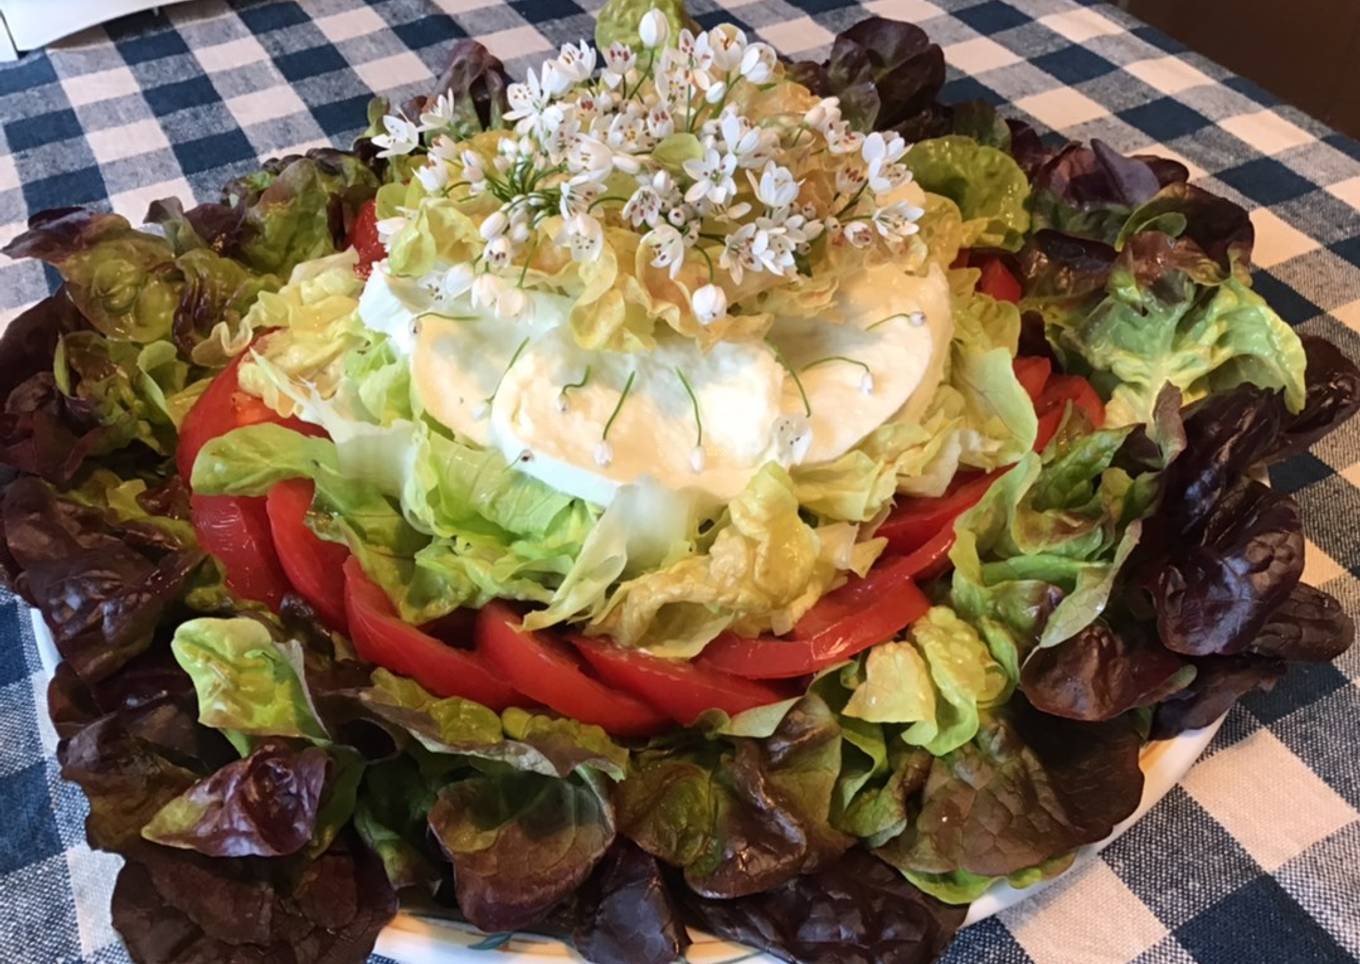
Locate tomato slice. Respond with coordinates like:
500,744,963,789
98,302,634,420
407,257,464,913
696,555,931,680
571,635,791,725
976,257,1022,303
877,470,1003,555
475,602,669,737
177,340,323,483
1039,374,1105,428
894,527,957,581
191,494,292,610
266,480,350,631
342,557,524,710
1034,406,1064,454
1012,356,1052,405
348,200,384,279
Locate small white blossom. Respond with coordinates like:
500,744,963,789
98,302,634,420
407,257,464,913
441,263,476,300
842,220,874,247
739,42,776,83
471,273,527,320
376,216,408,245
644,223,688,279
825,120,865,155
908,311,926,327
568,135,615,183
559,179,601,217
371,114,418,158
836,164,868,196
639,9,669,48
704,80,728,104
623,171,673,227
646,105,675,139
683,147,738,205
872,201,924,239
484,235,514,270
594,440,614,467
719,109,762,161
418,93,457,133
707,24,747,70
868,161,911,195
607,111,649,154
861,131,907,168
601,42,636,88
751,161,799,208
557,212,605,262
556,40,596,83
414,159,451,193
480,209,509,241
692,283,728,324
860,369,875,395
805,97,841,131
689,445,706,473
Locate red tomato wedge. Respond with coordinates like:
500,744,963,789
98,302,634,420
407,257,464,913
976,257,1022,303
475,602,669,738
571,634,791,724
191,494,292,610
696,555,931,680
348,200,384,278
1039,374,1105,428
1013,356,1052,405
265,480,351,631
894,527,957,581
342,556,524,710
1034,406,1064,454
177,340,323,484
877,470,1003,554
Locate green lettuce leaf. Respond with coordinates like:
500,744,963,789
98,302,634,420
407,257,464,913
170,618,327,753
904,136,1031,251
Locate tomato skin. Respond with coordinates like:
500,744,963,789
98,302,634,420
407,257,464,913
893,527,957,581
191,494,292,610
1039,374,1105,428
1034,406,1064,454
266,480,351,631
877,470,1003,555
476,602,669,738
976,257,1022,303
1013,356,1052,405
177,341,323,484
571,635,791,725
348,200,384,279
696,555,931,680
342,557,525,710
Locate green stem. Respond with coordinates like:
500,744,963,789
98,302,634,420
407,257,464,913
588,194,629,212
558,365,591,408
866,311,921,331
801,355,871,376
485,337,531,409
602,371,637,441
674,367,703,446
692,243,716,282
767,340,812,418
835,183,868,219
517,235,540,287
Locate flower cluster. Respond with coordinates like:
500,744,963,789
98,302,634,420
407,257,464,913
372,8,925,327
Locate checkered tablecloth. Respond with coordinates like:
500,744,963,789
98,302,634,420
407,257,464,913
1,1,1358,962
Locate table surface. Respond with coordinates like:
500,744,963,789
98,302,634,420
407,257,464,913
1,1,1358,963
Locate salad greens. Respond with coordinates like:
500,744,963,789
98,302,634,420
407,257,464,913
1,5,1356,964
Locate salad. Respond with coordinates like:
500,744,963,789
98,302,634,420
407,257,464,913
2,3,1357,962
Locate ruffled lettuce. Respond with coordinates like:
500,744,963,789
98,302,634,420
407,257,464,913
904,136,1031,251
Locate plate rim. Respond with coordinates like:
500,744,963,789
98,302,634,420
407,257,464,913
27,606,1222,963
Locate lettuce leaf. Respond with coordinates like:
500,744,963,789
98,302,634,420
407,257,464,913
904,136,1031,251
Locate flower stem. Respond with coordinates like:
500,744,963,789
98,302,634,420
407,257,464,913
602,371,637,441
801,354,871,377
674,367,703,446
485,336,531,409
767,339,812,417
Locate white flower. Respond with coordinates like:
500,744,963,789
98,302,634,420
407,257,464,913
739,42,776,83
706,24,747,71
415,159,451,193
639,9,669,48
557,212,604,262
689,445,705,473
825,120,864,155
607,111,649,153
376,216,408,245
868,161,911,195
861,131,907,168
623,172,672,227
613,152,643,174
471,273,527,320
719,109,762,160
860,369,875,394
560,179,601,217
805,97,841,131
683,147,738,205
644,223,688,279
704,80,727,104
842,220,874,247
692,283,728,324
441,262,476,300
480,209,509,241
871,201,924,239
594,440,614,467
371,114,418,158
418,93,457,133
568,135,616,183
484,235,514,269
602,42,636,88
646,105,675,139
540,59,573,97
429,135,460,163
836,164,868,196
556,40,596,83
751,161,799,208
504,67,564,135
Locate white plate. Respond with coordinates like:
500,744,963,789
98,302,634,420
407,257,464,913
30,608,1221,963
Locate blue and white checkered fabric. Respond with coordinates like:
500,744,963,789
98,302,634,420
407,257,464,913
1,1,1358,962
